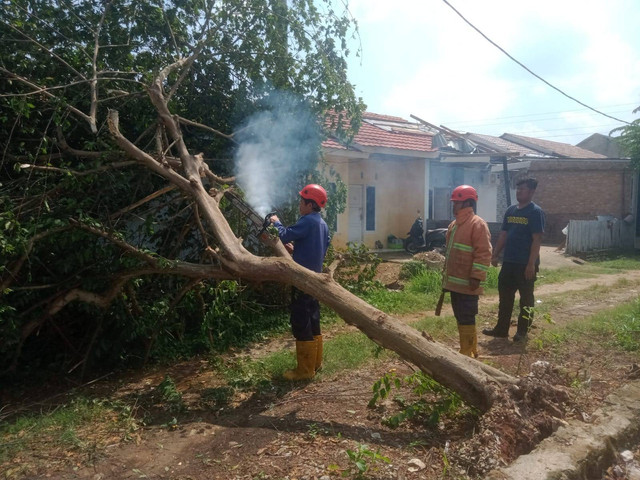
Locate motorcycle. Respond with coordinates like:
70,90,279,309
403,216,447,254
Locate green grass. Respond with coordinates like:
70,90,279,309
592,255,640,270
360,265,503,315
572,298,640,352
218,330,393,390
537,254,640,286
4,251,640,473
362,270,441,314
483,266,499,290
411,313,459,340
322,332,394,373
533,296,640,354
537,267,598,286
352,251,640,318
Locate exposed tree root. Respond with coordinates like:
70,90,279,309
453,366,573,476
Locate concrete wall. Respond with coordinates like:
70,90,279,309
499,160,635,244
530,160,633,243
323,154,634,249
325,152,427,249
429,162,497,223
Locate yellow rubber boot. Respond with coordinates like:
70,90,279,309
313,335,323,372
458,325,478,358
283,340,317,380
471,327,478,358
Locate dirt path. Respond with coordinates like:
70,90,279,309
7,264,640,480
376,259,640,331
243,251,640,361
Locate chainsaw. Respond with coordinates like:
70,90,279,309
258,211,278,237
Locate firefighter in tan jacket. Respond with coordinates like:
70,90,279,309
443,185,492,358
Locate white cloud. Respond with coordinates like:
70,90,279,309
342,0,640,143
383,64,516,126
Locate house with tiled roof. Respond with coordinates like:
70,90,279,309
459,131,634,243
501,133,608,159
322,112,507,249
322,112,439,248
323,111,634,249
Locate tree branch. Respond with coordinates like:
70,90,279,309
193,203,210,249
68,219,236,280
18,161,136,176
109,185,177,221
4,21,86,81
327,258,342,279
196,153,235,185
0,67,93,126
166,48,201,102
48,276,128,316
149,56,202,182
69,218,162,267
1,226,73,294
177,116,236,142
107,109,192,191
89,2,112,134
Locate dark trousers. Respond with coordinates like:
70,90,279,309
450,291,478,326
495,262,536,336
290,289,321,341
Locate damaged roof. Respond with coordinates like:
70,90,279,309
501,133,607,159
464,132,543,157
323,111,611,160
323,111,435,154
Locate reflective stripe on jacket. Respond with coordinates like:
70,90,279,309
443,207,492,295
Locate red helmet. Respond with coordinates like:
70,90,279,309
450,185,478,202
299,183,328,208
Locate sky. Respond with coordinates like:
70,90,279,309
337,0,640,145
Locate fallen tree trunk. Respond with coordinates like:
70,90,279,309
235,255,517,412
106,62,517,410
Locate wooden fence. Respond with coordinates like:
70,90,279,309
565,219,635,255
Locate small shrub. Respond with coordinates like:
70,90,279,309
368,371,473,428
331,443,390,479
399,261,427,279
201,386,234,409
612,303,640,351
155,375,185,413
405,270,441,295
483,266,499,290
326,243,382,294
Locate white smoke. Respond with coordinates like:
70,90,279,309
234,92,321,218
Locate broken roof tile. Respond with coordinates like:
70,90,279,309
323,111,435,153
501,133,607,159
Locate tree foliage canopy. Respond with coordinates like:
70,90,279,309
615,105,640,169
0,0,364,376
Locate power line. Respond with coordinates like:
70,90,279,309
479,119,623,135
503,123,620,135
445,111,632,130
533,132,609,140
441,103,638,127
441,0,631,126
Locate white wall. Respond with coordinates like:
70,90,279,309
429,162,497,222
476,185,497,222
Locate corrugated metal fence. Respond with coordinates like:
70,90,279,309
565,219,635,255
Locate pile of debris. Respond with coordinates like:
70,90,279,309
412,250,445,270
376,250,446,290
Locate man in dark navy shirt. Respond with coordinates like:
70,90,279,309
270,184,330,380
483,178,545,342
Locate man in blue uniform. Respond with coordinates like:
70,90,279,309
270,183,330,380
482,178,545,342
